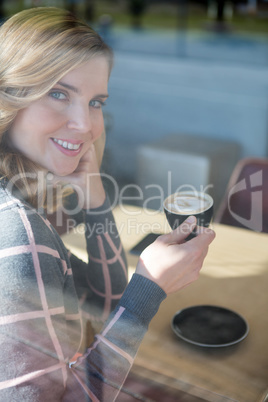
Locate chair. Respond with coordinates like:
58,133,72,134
214,157,268,233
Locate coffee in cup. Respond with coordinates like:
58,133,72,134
163,191,213,238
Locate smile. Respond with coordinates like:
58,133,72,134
53,138,82,150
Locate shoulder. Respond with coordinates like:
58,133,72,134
0,185,31,246
0,184,64,256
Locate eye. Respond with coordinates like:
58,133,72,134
89,99,106,109
49,90,68,101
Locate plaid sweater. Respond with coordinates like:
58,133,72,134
0,180,166,401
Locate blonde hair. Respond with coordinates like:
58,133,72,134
0,7,113,207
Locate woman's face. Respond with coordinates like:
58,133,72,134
9,57,109,176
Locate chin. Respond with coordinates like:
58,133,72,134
59,170,75,177
49,167,75,178
52,162,79,177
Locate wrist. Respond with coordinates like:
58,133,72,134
120,274,166,323
78,177,106,209
82,189,106,210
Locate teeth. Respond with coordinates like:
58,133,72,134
53,138,80,150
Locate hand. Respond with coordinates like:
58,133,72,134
135,216,216,295
51,143,105,210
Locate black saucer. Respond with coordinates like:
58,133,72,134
171,305,249,348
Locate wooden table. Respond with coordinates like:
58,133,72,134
62,205,268,402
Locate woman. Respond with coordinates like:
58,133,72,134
0,7,215,401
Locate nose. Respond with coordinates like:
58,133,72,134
67,104,92,134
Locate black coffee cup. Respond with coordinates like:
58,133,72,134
163,191,213,239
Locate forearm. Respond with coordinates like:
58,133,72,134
71,196,128,322
71,274,166,401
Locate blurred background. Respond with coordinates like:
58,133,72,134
2,0,268,211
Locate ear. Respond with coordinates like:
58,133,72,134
94,129,106,168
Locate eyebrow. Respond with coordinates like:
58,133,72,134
58,81,79,93
57,81,109,98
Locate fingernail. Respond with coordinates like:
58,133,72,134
185,216,196,224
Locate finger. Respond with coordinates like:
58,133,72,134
195,224,215,238
80,144,97,164
94,130,106,167
190,226,216,247
160,216,197,244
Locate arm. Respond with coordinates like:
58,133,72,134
67,274,166,401
69,219,215,401
70,196,128,323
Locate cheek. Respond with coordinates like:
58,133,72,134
23,104,66,134
93,115,105,140
34,110,66,133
